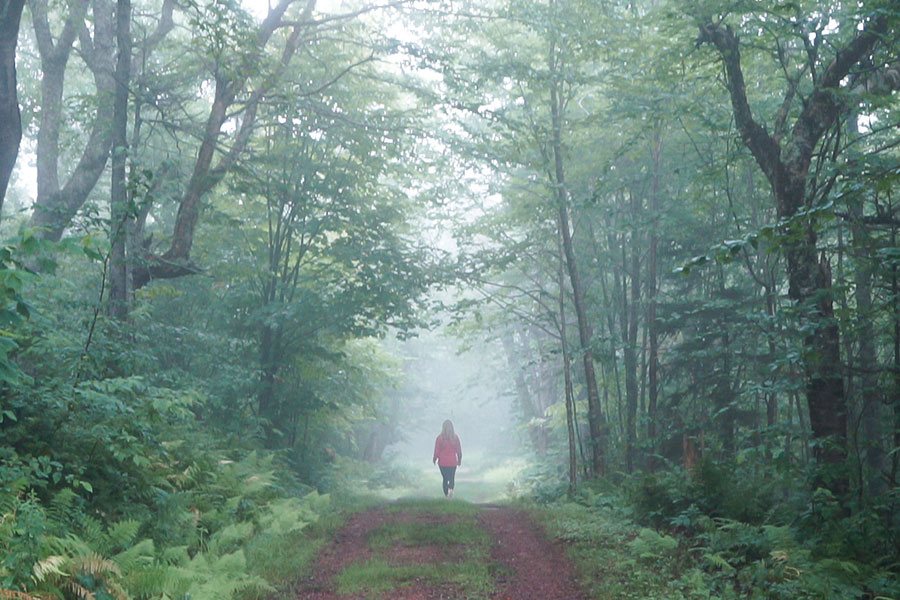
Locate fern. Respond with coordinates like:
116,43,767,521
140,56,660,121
31,555,66,582
112,538,154,574
206,522,254,557
69,552,122,585
45,490,79,532
701,551,735,573
0,479,27,516
61,579,95,600
185,550,273,600
105,520,141,554
628,528,679,561
77,517,105,551
0,591,47,599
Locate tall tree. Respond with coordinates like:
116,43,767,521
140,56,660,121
698,5,898,492
0,0,25,213
29,0,116,240
108,0,132,319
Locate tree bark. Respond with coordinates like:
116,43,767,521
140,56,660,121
29,0,116,240
843,119,884,498
623,190,641,472
697,15,892,495
0,0,25,214
558,232,578,495
108,0,132,320
647,131,661,469
550,70,605,476
890,205,899,490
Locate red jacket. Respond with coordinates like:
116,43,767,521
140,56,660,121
433,434,462,467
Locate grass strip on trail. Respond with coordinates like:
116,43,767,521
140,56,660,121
335,558,494,597
382,497,482,516
332,498,494,599
367,519,489,550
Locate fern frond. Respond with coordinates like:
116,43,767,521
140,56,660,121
105,520,140,552
46,489,79,528
47,533,91,556
0,484,23,516
32,555,67,582
113,538,155,574
104,581,129,600
0,590,48,599
79,517,105,550
63,579,96,600
69,553,122,579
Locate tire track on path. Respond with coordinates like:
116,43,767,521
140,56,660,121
290,501,586,599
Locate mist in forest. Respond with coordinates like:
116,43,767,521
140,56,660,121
0,0,896,596
382,323,528,502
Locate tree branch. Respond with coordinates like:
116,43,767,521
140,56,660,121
699,21,786,193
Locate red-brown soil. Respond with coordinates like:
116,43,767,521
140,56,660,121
289,504,586,600
478,506,586,600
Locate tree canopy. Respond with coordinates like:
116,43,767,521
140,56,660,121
0,0,897,597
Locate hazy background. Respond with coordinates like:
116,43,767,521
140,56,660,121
380,325,529,503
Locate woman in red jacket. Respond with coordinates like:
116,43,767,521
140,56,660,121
433,419,462,498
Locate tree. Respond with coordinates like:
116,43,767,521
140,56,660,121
28,0,116,240
132,0,318,286
697,3,899,492
0,0,26,213
108,0,132,319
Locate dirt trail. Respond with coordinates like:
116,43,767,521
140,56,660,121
291,503,586,600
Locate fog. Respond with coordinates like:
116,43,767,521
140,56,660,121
382,324,529,503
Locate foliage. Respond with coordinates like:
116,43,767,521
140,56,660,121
1,0,897,594
534,480,900,600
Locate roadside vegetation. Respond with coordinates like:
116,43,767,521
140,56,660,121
0,0,895,597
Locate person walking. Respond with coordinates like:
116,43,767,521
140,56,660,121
433,419,462,498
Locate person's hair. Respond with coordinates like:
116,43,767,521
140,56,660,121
441,419,455,440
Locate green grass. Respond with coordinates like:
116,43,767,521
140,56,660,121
368,519,490,550
334,498,495,599
371,455,528,503
383,497,482,516
240,494,383,599
243,530,325,591
530,500,689,600
335,558,494,599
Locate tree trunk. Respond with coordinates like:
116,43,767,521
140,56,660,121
558,233,577,495
29,0,116,240
0,0,25,213
133,0,317,288
500,328,546,453
697,17,891,495
718,324,736,458
647,132,661,469
891,208,899,490
765,288,779,459
108,0,132,320
623,191,641,472
550,74,605,476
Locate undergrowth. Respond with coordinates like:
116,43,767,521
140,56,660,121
0,451,344,600
527,460,900,600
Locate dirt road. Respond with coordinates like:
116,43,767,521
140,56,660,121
290,500,586,599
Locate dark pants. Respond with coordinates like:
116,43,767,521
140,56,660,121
439,466,456,496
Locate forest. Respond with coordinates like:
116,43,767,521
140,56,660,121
0,0,897,598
